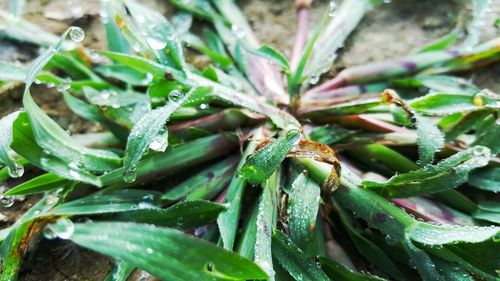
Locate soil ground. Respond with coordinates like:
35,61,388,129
0,0,498,280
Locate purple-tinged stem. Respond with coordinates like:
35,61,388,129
391,197,475,226
307,37,500,94
290,0,311,72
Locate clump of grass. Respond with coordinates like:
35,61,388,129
0,0,499,280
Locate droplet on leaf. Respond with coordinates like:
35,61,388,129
69,26,85,43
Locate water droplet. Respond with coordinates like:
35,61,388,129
328,1,337,17
176,216,185,227
472,146,490,158
231,24,246,38
309,74,320,84
46,195,59,205
141,73,153,85
138,194,156,209
136,14,145,23
168,90,184,103
149,135,168,152
43,218,74,240
1,196,15,208
146,247,153,254
167,32,178,41
199,103,209,110
8,163,24,178
123,167,137,183
384,234,398,245
69,26,85,43
286,129,302,146
146,37,167,50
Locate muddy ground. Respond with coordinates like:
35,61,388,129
0,0,499,280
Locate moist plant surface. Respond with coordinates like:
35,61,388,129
0,0,499,280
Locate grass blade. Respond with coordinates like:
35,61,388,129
70,222,268,281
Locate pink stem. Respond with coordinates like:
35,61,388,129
291,7,309,72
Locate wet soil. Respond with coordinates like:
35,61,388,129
0,0,498,280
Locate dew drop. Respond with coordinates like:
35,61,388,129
0,196,15,208
384,234,398,245
8,163,24,178
231,24,246,38
286,129,302,146
69,26,85,43
123,167,137,183
43,218,74,240
141,73,154,85
199,103,209,110
149,135,168,152
136,14,145,23
176,216,185,227
328,1,337,17
146,247,154,254
472,146,490,158
146,37,167,50
309,74,320,84
168,90,184,103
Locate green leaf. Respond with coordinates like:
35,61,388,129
124,0,186,70
240,130,300,185
162,156,238,201
410,92,499,115
392,75,478,95
287,171,320,255
409,222,500,245
104,260,135,281
218,128,262,250
11,113,102,186
246,45,290,72
123,88,206,183
95,65,153,86
271,230,330,281
83,87,148,108
319,257,387,281
46,189,162,216
5,173,68,196
107,200,226,229
364,146,491,197
309,124,355,145
403,239,445,281
101,0,130,53
474,201,500,224
0,110,24,178
22,28,121,173
254,171,280,279
468,167,500,192
70,222,268,281
415,114,444,166
332,199,406,280
418,31,461,53
472,114,500,154
99,133,239,187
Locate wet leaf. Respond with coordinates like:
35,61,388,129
240,130,300,185
70,222,268,281
271,230,330,281
364,146,491,197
